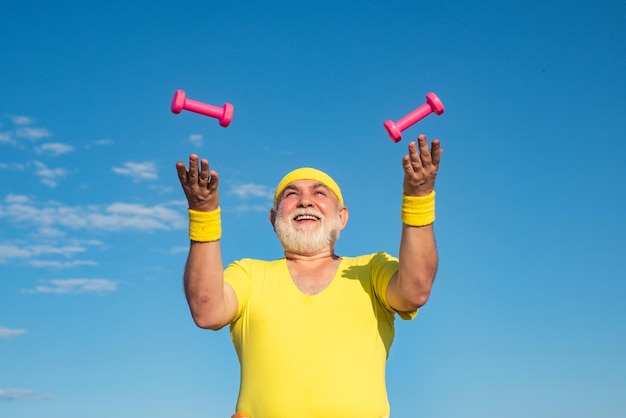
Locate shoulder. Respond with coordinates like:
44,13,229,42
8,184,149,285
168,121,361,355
225,257,285,276
228,257,282,266
338,253,398,283
341,252,398,266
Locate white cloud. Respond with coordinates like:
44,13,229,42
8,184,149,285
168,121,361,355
230,183,274,200
5,194,30,204
33,161,67,188
0,244,31,263
85,138,114,149
170,246,189,254
82,202,186,231
107,202,181,219
0,242,95,265
23,278,117,294
35,142,74,156
0,195,186,267
188,134,203,146
0,131,16,145
231,203,270,213
0,116,51,147
149,183,175,195
0,388,51,401
15,127,51,141
28,244,87,257
28,260,98,268
36,226,66,238
10,115,33,125
0,326,27,339
0,162,25,170
112,161,158,181
1,196,186,233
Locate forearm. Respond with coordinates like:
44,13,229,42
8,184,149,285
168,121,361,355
396,223,438,309
183,240,231,329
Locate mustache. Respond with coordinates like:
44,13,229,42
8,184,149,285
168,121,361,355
277,207,325,220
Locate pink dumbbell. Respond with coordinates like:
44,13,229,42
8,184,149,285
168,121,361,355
171,89,234,128
383,92,444,143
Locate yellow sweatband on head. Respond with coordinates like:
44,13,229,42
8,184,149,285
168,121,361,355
401,192,436,226
273,167,343,206
188,207,222,242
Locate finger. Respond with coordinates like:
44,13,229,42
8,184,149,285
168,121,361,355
407,141,422,170
431,139,442,167
207,170,219,191
199,159,210,185
401,154,414,175
175,162,189,184
417,134,433,167
188,154,199,180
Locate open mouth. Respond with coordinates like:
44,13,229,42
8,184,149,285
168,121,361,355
293,214,321,222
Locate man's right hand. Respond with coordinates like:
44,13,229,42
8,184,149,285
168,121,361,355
175,154,219,211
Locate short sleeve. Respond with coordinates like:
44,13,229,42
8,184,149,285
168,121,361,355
224,259,253,322
369,252,418,320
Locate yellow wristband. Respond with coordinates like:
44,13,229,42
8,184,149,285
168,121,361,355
401,191,436,226
188,207,222,242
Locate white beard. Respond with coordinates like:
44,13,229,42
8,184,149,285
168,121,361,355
274,206,342,254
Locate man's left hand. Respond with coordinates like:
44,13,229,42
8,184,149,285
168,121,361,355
402,134,442,197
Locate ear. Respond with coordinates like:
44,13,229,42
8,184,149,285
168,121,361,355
269,208,277,229
339,206,349,230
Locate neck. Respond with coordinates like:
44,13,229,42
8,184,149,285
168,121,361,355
283,248,338,262
284,248,342,295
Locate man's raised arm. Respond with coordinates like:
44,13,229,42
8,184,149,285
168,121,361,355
176,154,238,330
386,135,442,313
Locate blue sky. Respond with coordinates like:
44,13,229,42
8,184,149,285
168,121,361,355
1,1,625,417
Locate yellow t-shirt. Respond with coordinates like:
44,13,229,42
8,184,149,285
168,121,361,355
224,252,416,418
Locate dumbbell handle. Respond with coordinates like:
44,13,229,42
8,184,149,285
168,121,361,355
182,98,223,118
171,89,233,127
395,103,435,130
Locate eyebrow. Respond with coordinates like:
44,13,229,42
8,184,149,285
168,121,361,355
281,182,329,196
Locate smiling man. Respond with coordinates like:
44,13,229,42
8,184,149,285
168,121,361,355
175,135,442,418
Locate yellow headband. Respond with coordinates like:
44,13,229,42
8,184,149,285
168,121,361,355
274,167,343,206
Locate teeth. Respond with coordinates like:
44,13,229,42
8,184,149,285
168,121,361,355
295,214,319,221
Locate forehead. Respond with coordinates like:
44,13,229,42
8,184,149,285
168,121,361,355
283,179,327,191
279,180,337,201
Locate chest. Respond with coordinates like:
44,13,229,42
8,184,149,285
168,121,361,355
288,259,342,295
234,262,396,361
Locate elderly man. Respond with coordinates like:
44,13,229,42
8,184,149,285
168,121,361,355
175,134,442,418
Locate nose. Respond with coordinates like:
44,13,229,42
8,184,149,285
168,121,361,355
297,192,314,208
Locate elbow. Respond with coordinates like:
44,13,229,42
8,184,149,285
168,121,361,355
193,318,227,331
391,288,431,313
397,260,437,300
186,291,234,330
404,290,431,311
190,312,229,331
413,291,431,309
396,272,435,311
411,269,437,308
